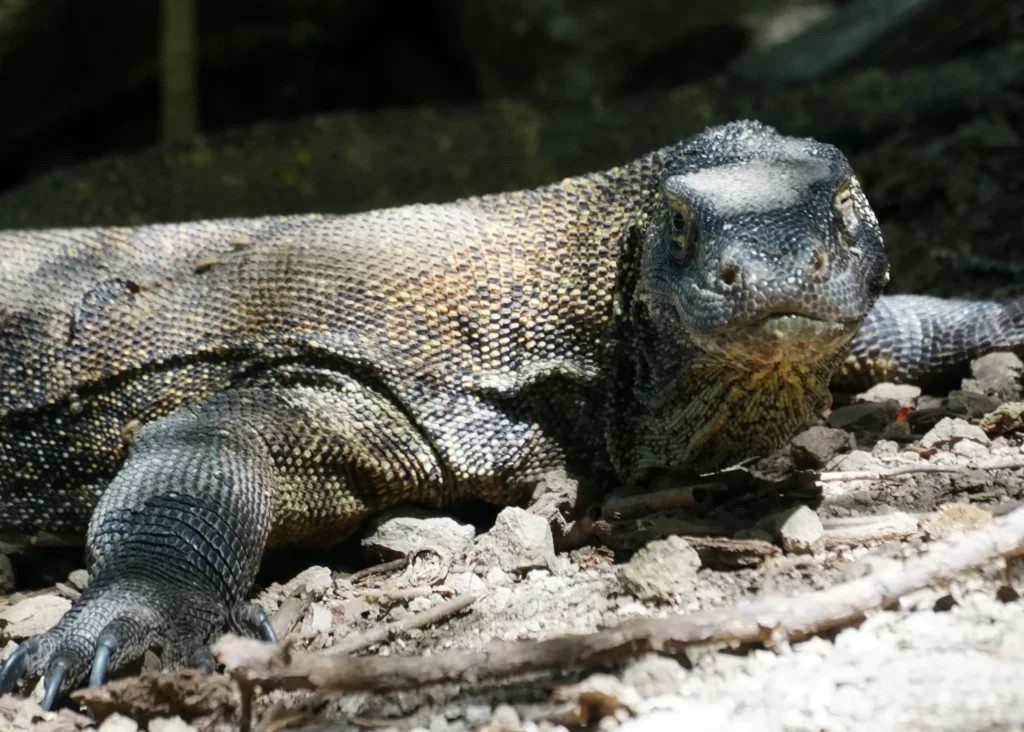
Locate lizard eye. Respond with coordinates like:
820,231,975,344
669,206,699,263
834,182,859,239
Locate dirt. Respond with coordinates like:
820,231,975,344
3,359,1024,731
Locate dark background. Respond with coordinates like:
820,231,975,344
0,0,1021,297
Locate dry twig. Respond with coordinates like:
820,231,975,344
71,669,236,725
818,458,1024,482
362,585,455,605
593,515,736,553
328,592,480,656
822,512,920,548
269,596,312,638
211,504,1024,695
601,482,725,520
347,557,409,585
679,536,781,568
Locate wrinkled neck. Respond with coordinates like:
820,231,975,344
613,301,847,482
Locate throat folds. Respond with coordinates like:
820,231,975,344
624,347,847,481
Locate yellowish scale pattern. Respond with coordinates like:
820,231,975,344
2,121,1024,700
0,161,651,542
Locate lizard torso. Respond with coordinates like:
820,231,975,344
0,166,654,543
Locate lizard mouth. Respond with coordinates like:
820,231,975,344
743,312,858,339
696,312,862,364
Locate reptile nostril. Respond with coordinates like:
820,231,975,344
720,264,738,286
811,250,828,272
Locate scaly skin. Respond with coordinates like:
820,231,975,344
1,121,1022,706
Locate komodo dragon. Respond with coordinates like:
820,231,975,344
0,120,1021,708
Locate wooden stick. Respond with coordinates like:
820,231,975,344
822,512,920,548
362,585,455,604
818,458,1024,482
601,483,725,520
328,592,480,656
347,557,409,585
211,504,1024,694
684,536,780,568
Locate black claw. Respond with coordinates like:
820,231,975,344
89,635,117,687
40,660,66,711
184,643,216,674
0,643,31,694
231,602,277,642
259,619,277,643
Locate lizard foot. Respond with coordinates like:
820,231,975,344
0,578,274,709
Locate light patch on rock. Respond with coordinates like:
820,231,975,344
618,536,701,602
470,507,556,573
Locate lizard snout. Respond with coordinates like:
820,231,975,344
714,235,832,292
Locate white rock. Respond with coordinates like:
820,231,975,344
300,602,333,638
776,506,826,555
920,417,991,448
362,512,476,561
98,713,139,732
148,716,199,732
0,594,71,639
470,507,556,573
617,536,701,602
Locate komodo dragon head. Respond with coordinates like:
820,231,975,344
636,120,889,368
625,121,891,474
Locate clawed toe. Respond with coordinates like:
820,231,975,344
230,601,277,642
0,637,73,711
0,578,234,706
40,660,66,711
189,645,216,674
259,618,277,642
0,640,34,694
89,634,118,687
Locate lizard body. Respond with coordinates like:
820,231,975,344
0,121,1022,705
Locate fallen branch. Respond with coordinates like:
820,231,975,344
822,512,920,549
6,44,1024,231
328,592,480,656
601,482,725,520
362,585,455,605
347,557,409,585
818,457,1024,483
211,503,1024,695
674,536,780,569
592,515,737,553
71,669,237,725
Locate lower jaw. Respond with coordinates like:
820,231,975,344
695,314,862,365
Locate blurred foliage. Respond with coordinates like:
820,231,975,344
0,0,1018,189
0,0,1022,298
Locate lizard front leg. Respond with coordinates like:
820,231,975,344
834,294,1024,391
0,391,279,707
0,379,444,706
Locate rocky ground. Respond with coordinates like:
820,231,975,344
3,353,1024,732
